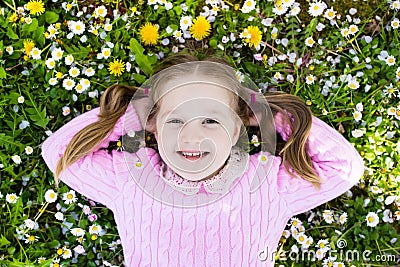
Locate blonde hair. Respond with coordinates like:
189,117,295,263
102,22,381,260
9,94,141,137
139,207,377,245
54,54,321,187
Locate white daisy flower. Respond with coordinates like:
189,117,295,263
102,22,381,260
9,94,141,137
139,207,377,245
6,46,13,55
341,28,350,37
385,55,396,66
296,233,308,245
272,4,288,16
49,78,58,85
366,212,379,227
349,25,359,35
290,4,301,16
353,111,362,122
322,210,335,224
134,161,144,169
387,107,396,115
391,18,400,29
47,24,58,39
44,189,58,203
334,262,345,267
80,78,91,90
305,37,315,47
25,146,33,155
24,234,38,244
94,5,107,18
339,212,348,224
69,67,80,78
18,96,25,103
62,106,70,116
241,0,256,13
315,248,326,260
348,79,360,89
390,0,400,10
64,54,74,65
71,227,85,237
12,155,21,164
316,239,330,252
6,193,18,204
351,129,363,138
324,8,336,20
258,154,268,164
84,67,95,77
45,58,56,69
303,237,313,248
63,190,77,204
104,23,112,31
51,48,64,61
370,185,382,194
308,1,327,17
61,248,72,259
180,15,192,31
274,72,282,80
70,20,85,35
30,48,42,60
305,74,316,84
62,78,75,91
282,0,295,7
89,224,102,235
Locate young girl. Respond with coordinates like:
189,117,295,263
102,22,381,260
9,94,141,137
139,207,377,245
41,54,364,266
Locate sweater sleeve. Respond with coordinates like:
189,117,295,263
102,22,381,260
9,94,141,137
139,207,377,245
276,115,365,216
41,103,142,207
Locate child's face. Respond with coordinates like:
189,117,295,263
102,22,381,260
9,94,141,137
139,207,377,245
153,82,241,182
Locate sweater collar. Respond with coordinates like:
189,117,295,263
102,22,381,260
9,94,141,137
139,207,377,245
159,147,249,195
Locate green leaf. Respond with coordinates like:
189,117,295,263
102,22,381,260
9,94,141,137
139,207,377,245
33,26,45,46
129,38,145,55
0,67,6,79
129,38,154,75
0,235,10,247
133,73,146,84
21,18,39,33
6,28,18,40
45,11,59,24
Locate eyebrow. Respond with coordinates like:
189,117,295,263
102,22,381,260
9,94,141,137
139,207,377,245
160,109,226,119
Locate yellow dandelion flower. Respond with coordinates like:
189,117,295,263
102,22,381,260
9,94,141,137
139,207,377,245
244,26,262,48
9,13,18,23
139,23,159,46
26,0,46,16
23,39,35,56
108,59,125,77
189,16,211,40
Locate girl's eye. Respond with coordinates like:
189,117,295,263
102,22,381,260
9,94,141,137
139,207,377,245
203,118,219,124
167,119,183,124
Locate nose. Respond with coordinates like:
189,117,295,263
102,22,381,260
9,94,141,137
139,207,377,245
179,120,205,144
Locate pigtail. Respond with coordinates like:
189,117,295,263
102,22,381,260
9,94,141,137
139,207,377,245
54,84,137,184
264,92,321,187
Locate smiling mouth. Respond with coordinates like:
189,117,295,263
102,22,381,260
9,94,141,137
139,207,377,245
178,151,210,161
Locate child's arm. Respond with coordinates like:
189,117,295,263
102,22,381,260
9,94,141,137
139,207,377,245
41,103,142,207
275,113,364,216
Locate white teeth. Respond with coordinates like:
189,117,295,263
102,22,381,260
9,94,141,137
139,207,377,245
182,152,203,157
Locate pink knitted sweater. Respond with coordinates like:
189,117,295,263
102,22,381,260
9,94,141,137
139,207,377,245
41,106,364,266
